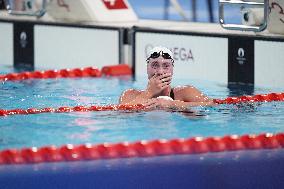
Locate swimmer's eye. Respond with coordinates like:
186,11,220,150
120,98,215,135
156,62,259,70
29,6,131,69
150,62,172,70
151,63,159,69
162,63,172,69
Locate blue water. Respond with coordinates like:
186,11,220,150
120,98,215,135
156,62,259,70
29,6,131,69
1,66,284,150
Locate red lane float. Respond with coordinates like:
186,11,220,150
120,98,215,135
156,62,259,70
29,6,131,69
0,64,134,82
0,67,101,81
1,92,284,117
0,104,145,117
213,92,284,104
101,64,132,76
0,133,283,165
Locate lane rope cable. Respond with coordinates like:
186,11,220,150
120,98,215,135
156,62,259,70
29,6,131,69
0,92,284,117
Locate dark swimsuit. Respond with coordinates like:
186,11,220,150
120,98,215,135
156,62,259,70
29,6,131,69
170,88,175,100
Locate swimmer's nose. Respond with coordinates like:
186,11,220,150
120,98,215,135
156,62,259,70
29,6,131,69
156,67,164,74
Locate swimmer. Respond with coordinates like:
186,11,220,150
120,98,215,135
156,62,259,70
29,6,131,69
119,46,215,110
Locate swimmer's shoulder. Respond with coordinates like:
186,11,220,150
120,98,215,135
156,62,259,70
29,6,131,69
172,85,199,100
121,89,142,96
173,85,197,94
119,89,142,103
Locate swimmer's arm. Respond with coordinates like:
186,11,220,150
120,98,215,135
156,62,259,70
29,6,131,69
178,86,213,103
169,100,215,110
168,86,215,109
119,89,152,105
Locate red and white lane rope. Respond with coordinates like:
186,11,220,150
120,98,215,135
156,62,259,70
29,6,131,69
0,104,144,116
0,133,283,165
0,64,132,81
213,92,284,104
0,92,283,117
0,67,101,81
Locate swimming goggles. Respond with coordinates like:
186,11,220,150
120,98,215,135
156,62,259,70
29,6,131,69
147,51,174,62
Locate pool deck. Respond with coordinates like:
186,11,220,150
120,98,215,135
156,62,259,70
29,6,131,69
1,10,284,39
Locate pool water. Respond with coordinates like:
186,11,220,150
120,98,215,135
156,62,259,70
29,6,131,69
1,66,284,150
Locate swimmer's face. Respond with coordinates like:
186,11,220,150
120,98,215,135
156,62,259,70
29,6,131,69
147,56,174,79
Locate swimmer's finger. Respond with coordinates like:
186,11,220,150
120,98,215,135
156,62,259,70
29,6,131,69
143,99,157,106
159,84,171,91
153,74,163,83
151,73,159,79
143,101,155,107
158,79,166,85
162,73,172,79
144,101,158,110
160,76,172,83
158,79,171,84
159,81,171,88
157,74,169,80
162,74,171,79
145,104,157,110
149,74,156,82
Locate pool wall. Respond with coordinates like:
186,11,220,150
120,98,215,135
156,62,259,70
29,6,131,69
1,18,284,87
0,19,123,70
131,27,284,87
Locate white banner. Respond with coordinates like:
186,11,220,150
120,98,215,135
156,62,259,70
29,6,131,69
255,40,284,88
0,22,13,67
135,32,228,83
35,25,120,69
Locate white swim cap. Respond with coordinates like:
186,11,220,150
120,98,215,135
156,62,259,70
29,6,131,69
147,46,174,61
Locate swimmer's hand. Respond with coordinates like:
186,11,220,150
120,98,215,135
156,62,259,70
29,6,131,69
143,98,175,110
146,73,172,97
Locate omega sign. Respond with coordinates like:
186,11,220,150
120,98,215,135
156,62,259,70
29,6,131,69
145,44,194,63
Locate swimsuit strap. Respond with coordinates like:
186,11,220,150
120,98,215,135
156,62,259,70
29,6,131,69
170,88,175,100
